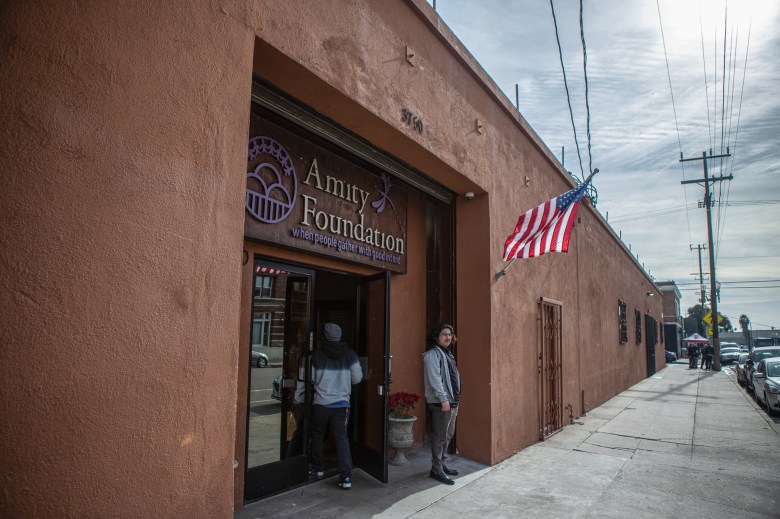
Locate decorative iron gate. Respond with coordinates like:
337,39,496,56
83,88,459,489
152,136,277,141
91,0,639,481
645,314,657,377
539,298,563,440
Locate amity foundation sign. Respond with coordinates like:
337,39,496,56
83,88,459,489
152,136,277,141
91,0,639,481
244,116,408,273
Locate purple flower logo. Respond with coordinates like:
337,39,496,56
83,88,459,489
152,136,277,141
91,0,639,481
246,136,297,224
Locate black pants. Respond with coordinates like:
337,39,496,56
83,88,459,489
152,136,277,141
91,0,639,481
311,405,352,480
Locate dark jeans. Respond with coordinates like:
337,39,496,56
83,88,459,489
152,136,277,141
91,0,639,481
429,403,459,473
311,405,352,480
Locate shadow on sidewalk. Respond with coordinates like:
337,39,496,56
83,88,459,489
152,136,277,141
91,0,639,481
236,448,489,519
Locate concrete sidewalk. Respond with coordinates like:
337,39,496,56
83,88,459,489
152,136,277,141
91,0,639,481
236,363,780,518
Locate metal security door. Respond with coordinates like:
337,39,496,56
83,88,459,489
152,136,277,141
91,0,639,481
645,314,657,377
539,298,563,440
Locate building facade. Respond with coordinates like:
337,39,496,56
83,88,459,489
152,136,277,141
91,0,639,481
1,1,664,516
657,281,683,356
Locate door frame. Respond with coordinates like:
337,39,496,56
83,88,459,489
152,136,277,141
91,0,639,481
242,258,391,500
243,258,314,502
350,270,391,483
538,297,563,440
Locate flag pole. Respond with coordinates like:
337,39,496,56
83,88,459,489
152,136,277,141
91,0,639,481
495,168,599,281
581,167,599,186
495,258,517,280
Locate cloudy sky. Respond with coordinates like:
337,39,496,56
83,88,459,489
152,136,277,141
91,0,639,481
430,0,780,331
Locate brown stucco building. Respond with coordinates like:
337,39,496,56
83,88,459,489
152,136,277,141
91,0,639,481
1,1,664,516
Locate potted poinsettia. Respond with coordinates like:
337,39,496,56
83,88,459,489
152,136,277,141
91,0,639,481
388,391,420,466
389,391,420,418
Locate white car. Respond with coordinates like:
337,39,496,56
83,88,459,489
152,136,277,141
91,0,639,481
719,343,741,364
752,358,780,416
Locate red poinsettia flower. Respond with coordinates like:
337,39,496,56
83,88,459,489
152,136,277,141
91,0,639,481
389,391,420,418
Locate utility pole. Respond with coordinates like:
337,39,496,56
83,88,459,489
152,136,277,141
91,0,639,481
690,244,707,307
681,149,732,371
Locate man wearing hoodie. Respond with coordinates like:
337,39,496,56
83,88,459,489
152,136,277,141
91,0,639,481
310,322,363,490
423,323,461,485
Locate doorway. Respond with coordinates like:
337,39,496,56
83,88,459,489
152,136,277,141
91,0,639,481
243,259,389,502
538,298,563,440
645,314,657,377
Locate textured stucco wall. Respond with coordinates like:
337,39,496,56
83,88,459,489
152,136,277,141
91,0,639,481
0,1,252,516
2,1,667,514
244,0,664,465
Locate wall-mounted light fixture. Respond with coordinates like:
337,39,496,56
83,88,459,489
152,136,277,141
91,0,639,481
464,192,475,200
646,291,654,297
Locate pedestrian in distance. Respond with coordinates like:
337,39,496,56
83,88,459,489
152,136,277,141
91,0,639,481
703,343,714,370
309,323,363,490
423,323,462,485
688,344,700,369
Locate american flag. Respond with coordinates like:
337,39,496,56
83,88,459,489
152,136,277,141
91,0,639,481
502,182,590,261
255,266,285,275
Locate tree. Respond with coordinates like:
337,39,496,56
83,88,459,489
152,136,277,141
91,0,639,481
739,314,751,347
687,305,707,335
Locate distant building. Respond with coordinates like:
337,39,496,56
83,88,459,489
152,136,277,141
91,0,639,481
657,281,683,355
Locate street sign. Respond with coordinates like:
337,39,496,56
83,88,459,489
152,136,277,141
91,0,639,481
708,327,713,336
703,312,723,325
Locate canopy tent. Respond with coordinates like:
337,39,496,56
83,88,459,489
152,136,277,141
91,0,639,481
683,333,709,343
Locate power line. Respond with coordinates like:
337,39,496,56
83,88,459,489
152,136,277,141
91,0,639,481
699,9,713,151
676,279,780,285
608,200,780,223
729,20,751,180
579,0,594,176
679,285,780,290
657,0,695,279
549,0,584,179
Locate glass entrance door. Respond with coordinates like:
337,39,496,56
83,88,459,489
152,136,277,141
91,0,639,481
244,261,313,501
243,263,390,500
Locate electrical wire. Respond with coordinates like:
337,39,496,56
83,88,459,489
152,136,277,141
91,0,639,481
699,11,714,152
579,0,593,176
549,0,584,179
608,199,780,224
715,23,739,263
656,0,696,279
729,20,751,180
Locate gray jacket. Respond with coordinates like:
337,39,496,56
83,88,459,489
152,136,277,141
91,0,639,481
311,340,363,406
423,346,459,404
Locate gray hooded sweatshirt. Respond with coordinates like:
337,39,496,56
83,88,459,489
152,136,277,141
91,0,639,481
311,340,363,406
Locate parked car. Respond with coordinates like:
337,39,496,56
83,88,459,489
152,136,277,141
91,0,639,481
665,350,677,363
744,347,780,393
751,358,780,415
251,350,269,368
735,353,750,386
719,343,741,365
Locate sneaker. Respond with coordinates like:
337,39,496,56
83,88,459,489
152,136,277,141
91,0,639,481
338,476,352,489
309,467,324,478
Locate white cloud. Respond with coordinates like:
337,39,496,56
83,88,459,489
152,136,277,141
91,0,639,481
432,0,780,328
